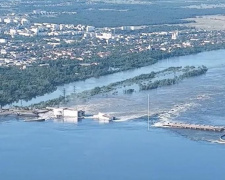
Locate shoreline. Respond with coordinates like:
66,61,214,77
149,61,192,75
27,65,208,109
4,46,225,107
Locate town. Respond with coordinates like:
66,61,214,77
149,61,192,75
1,10,225,67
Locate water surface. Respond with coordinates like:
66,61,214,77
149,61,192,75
2,49,225,180
15,49,225,106
0,119,225,180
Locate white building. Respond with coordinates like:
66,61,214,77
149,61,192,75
53,108,85,119
86,26,95,32
21,18,30,25
9,29,17,37
31,27,39,35
171,31,179,40
53,108,64,118
63,109,80,117
59,24,65,31
0,39,7,44
52,24,60,31
4,18,11,24
96,33,112,40
0,49,7,55
121,26,135,31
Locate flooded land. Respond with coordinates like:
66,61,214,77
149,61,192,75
1,50,225,179
2,0,225,179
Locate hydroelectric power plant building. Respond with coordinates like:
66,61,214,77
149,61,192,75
53,108,85,119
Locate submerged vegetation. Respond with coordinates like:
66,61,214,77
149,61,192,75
140,65,208,90
0,37,213,107
30,65,208,109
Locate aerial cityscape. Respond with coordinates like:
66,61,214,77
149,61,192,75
1,0,225,180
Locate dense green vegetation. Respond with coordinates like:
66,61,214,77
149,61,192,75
1,0,225,108
0,39,219,107
0,49,157,107
0,40,214,107
29,65,207,108
140,66,208,90
25,1,225,27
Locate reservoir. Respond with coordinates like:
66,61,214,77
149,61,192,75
0,119,225,180
1,49,225,179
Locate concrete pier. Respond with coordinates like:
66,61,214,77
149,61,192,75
162,122,224,132
0,109,49,118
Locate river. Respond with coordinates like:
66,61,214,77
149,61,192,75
1,49,225,180
15,49,225,106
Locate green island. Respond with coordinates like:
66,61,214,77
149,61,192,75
0,40,220,108
29,65,208,108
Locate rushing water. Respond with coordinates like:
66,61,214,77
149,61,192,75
2,50,225,180
15,49,225,106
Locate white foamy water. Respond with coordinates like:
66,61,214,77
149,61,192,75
3,50,225,180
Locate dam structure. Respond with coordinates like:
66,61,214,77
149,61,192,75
160,122,225,132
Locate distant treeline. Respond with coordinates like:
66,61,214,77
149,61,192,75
26,2,225,27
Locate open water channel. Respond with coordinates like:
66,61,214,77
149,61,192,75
1,50,225,179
